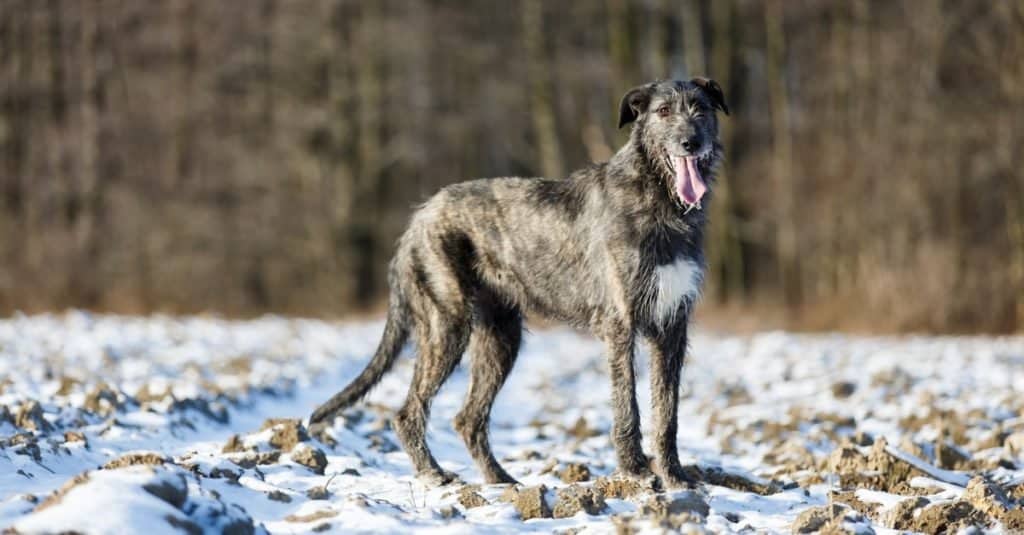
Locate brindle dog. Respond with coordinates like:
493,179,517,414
310,79,729,488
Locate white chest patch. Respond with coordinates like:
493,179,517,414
652,257,703,324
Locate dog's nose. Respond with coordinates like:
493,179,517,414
682,138,700,152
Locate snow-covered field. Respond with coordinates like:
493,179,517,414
1,312,1023,534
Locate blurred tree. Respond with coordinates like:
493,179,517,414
0,0,1020,332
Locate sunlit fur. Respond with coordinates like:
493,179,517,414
311,79,728,489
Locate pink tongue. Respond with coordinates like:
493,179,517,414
674,156,707,206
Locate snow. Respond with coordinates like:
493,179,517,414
0,311,1022,533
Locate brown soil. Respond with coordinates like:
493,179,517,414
103,452,171,469
261,418,310,452
552,484,607,518
291,445,328,474
791,503,848,533
15,401,53,432
592,476,649,499
458,486,489,509
501,485,552,520
558,463,591,483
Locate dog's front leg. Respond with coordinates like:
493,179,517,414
646,320,697,488
601,323,650,476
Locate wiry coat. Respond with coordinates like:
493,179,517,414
310,79,729,488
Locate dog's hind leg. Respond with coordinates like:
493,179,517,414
454,287,522,484
393,307,470,486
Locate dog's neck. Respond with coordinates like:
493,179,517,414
607,134,717,226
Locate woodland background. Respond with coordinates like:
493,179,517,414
1,0,1022,332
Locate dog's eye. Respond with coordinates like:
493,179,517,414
657,105,671,117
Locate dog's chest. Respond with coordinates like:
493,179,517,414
649,256,703,324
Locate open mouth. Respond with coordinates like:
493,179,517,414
670,155,707,211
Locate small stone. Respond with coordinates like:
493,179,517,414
341,468,361,476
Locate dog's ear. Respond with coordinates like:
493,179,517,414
618,84,654,129
691,77,730,116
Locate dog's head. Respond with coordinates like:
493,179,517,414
618,79,729,211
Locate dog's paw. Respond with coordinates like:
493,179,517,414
616,452,654,478
483,468,520,486
417,468,464,487
657,463,701,490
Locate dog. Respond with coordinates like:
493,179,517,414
310,78,729,488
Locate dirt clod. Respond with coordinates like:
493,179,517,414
84,383,121,416
907,500,987,533
593,476,647,499
262,418,310,452
502,485,552,520
882,496,929,530
458,485,489,509
963,476,1011,518
103,452,170,469
291,445,328,474
15,401,53,432
791,503,848,533
63,431,87,446
553,484,606,518
558,462,591,483
222,434,247,453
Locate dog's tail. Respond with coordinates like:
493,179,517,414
309,283,411,425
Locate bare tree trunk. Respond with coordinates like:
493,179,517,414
679,0,704,76
522,0,564,179
607,0,632,111
707,0,744,302
764,0,799,307
69,0,105,307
